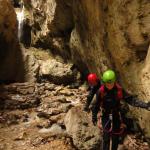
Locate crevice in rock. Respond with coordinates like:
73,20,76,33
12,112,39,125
11,0,22,8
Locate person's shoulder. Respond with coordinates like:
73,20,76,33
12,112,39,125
115,82,122,89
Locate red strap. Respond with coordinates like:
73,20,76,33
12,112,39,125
99,85,105,105
115,83,123,99
99,83,123,100
99,85,105,97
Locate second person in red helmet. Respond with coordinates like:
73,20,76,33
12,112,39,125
83,73,101,112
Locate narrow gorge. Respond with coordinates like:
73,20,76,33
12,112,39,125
0,0,150,149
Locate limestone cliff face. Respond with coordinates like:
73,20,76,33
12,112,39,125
70,0,111,75
24,0,150,137
23,0,73,58
24,0,111,75
104,0,150,137
27,0,150,88
0,0,25,82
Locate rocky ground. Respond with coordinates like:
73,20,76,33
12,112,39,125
0,82,150,150
0,82,84,150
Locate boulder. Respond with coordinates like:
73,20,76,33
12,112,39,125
40,59,77,84
64,106,102,150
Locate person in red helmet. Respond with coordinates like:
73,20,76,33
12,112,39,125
83,73,101,112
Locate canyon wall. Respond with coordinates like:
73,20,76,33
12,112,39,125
0,0,25,82
25,0,150,137
1,0,150,138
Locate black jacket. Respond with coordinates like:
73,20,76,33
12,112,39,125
85,80,101,108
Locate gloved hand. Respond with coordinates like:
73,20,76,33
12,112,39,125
92,117,97,126
120,122,126,129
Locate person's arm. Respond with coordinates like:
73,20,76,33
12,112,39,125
84,86,97,111
123,90,150,110
92,90,101,125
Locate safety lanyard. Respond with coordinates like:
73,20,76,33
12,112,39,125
103,114,125,135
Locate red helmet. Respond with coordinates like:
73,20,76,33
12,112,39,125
87,73,99,85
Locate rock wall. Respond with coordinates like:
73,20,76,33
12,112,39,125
23,0,150,137
0,0,25,82
26,0,150,87
22,0,73,59
23,0,112,75
70,0,150,93
70,0,112,76
105,0,150,138
105,0,150,86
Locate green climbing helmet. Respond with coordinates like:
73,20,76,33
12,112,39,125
102,70,116,83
